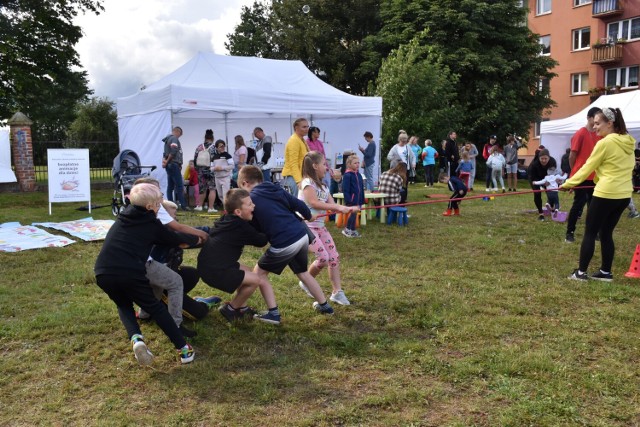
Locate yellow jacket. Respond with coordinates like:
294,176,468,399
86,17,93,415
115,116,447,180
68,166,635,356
282,133,309,183
562,132,636,199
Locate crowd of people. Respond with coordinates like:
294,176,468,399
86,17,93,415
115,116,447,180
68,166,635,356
96,111,637,366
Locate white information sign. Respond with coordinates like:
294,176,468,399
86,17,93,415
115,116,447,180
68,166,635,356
47,149,91,215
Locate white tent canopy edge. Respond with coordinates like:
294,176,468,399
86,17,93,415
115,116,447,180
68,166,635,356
117,53,383,191
540,90,640,165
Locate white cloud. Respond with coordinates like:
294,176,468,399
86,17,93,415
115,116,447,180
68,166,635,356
74,0,254,100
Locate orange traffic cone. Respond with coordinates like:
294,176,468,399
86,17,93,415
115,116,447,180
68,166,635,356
624,244,640,279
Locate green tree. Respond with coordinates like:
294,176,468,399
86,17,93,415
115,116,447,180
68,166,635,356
227,0,381,94
0,0,104,140
375,34,460,159
369,0,556,142
67,97,118,142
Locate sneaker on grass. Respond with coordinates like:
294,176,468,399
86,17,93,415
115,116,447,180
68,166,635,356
208,207,218,213
312,301,335,315
218,303,256,323
591,270,613,282
298,281,314,298
565,232,575,243
329,290,351,305
178,343,195,364
350,230,362,238
131,334,154,366
568,269,589,281
195,295,222,308
254,311,282,325
341,228,353,238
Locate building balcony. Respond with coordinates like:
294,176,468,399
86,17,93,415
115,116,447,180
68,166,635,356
592,0,624,17
591,43,623,64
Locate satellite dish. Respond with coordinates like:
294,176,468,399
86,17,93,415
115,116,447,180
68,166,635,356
302,4,310,14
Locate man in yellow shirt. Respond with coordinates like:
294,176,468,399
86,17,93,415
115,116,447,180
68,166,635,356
281,118,310,197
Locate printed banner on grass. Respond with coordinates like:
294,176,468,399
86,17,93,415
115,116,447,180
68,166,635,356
0,222,75,252
33,217,114,241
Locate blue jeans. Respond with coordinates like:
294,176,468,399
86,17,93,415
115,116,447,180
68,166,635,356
166,162,187,208
346,210,357,231
262,169,271,183
363,164,375,191
282,175,298,197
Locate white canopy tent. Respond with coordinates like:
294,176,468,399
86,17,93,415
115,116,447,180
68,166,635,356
540,90,640,164
117,52,382,189
0,127,17,183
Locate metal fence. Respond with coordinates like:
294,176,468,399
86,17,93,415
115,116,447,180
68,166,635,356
32,140,119,182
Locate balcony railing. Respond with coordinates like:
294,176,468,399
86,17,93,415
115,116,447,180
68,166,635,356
591,43,623,64
592,0,623,17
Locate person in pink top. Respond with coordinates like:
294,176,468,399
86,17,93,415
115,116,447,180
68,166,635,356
306,126,331,188
565,107,602,243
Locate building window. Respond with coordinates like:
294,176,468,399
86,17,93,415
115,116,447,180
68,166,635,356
608,17,640,42
572,27,590,51
605,66,639,88
538,77,550,94
539,35,551,56
573,0,590,6
572,73,589,95
534,118,550,138
536,0,551,15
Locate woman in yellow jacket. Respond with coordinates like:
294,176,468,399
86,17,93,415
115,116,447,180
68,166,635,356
562,107,636,282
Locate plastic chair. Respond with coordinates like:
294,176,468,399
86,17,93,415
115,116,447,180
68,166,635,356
387,206,408,226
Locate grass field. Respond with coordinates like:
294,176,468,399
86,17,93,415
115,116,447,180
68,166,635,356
1,184,639,426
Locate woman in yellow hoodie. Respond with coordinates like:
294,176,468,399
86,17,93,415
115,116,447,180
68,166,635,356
562,107,636,282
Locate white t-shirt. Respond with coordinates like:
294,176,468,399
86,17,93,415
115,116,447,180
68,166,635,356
148,205,174,261
298,177,328,228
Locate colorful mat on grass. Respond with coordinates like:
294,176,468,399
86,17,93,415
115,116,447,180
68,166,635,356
32,217,114,241
0,222,76,252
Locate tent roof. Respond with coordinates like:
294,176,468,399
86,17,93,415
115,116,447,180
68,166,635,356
117,52,382,118
541,90,640,135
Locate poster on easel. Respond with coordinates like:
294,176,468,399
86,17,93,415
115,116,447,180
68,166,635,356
47,149,91,215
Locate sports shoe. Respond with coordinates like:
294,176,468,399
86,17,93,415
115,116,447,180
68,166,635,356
131,334,154,366
628,211,640,219
179,324,197,338
568,269,589,281
502,188,506,193
193,205,203,211
565,232,575,243
350,230,362,238
485,188,490,192
341,228,354,237
330,290,351,305
254,311,282,325
178,343,195,364
136,309,151,321
208,207,218,213
195,295,222,308
312,301,335,315
219,303,255,323
538,214,545,221
298,281,314,298
591,270,613,282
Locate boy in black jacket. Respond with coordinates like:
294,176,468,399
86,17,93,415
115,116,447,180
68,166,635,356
94,183,201,366
440,173,468,216
197,189,278,324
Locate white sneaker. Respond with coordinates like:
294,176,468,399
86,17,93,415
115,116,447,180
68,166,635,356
341,228,353,237
298,280,314,298
330,290,351,305
208,207,218,213
193,205,203,211
131,334,154,366
485,188,490,192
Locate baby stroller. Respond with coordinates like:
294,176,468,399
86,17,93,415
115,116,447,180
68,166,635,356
111,149,156,215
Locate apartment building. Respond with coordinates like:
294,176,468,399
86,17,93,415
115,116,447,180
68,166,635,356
524,0,640,162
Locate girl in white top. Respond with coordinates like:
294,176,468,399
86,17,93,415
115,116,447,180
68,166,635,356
298,151,356,305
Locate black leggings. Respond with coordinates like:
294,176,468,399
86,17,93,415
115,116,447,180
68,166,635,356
424,165,434,186
579,196,629,273
531,183,543,213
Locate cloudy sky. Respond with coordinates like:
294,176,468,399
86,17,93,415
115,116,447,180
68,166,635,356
74,0,254,101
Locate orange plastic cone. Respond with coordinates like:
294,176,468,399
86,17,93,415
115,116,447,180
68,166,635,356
624,244,640,279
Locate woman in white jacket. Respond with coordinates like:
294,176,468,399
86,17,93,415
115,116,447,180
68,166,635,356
387,131,416,203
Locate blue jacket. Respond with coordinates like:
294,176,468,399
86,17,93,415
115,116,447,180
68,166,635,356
448,176,468,194
250,181,312,248
342,170,365,206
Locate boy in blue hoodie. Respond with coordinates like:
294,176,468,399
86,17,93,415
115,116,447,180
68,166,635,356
341,154,365,238
237,165,335,323
439,173,468,216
